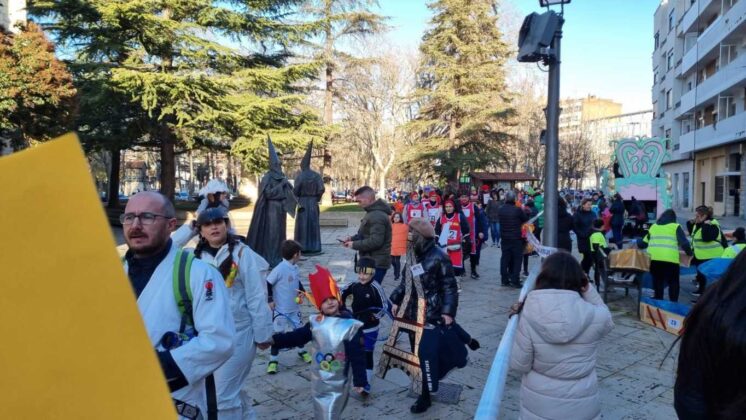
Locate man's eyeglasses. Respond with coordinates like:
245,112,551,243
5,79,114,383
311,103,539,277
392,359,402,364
120,212,171,225
355,266,375,275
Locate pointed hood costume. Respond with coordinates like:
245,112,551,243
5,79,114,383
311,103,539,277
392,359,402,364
246,135,297,266
293,140,325,254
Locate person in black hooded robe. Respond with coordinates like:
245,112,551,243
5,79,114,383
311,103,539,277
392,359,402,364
293,141,325,254
246,137,297,267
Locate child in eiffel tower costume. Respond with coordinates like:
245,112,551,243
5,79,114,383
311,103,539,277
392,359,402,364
270,265,368,420
388,218,479,414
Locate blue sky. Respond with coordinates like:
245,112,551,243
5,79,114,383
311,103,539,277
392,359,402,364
377,0,661,112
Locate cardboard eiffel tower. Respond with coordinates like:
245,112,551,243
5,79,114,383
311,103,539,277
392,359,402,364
376,248,427,394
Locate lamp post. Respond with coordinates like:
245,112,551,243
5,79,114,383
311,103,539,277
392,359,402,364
542,1,566,248
517,0,570,247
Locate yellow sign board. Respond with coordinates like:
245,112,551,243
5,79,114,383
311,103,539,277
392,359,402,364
0,134,175,419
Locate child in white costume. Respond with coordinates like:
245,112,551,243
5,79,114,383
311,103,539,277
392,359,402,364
266,240,312,373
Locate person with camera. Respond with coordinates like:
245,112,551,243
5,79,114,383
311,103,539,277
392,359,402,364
122,192,235,420
342,186,393,284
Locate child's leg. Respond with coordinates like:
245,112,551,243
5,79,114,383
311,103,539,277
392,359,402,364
363,327,379,389
290,311,312,362
270,313,283,362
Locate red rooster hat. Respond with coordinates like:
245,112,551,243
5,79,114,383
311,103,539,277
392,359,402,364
305,265,341,310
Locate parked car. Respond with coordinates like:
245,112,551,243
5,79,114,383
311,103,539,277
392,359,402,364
175,191,190,201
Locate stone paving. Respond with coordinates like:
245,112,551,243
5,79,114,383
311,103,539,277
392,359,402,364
114,210,684,419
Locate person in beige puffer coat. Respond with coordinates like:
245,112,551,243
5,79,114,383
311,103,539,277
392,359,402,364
510,251,614,420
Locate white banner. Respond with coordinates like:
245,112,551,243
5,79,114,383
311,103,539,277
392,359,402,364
524,211,558,258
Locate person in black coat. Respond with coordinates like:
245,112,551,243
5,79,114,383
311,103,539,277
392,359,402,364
573,198,597,274
674,252,746,419
498,190,529,287
557,197,575,252
609,193,626,248
390,218,461,414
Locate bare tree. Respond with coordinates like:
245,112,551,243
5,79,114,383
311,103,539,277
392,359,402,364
559,127,594,189
335,46,416,193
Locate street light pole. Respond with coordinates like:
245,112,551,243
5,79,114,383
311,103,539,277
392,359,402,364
543,17,564,248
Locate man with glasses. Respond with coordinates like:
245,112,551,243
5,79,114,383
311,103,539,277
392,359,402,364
122,191,235,420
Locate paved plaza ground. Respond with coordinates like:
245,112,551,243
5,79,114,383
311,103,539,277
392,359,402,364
114,210,686,419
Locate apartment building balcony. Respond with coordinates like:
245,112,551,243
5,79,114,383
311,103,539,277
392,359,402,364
677,51,746,117
679,112,746,153
681,0,746,75
679,0,717,37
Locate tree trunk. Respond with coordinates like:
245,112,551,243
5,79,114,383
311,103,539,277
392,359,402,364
321,3,334,206
107,148,121,208
189,150,195,193
159,126,176,201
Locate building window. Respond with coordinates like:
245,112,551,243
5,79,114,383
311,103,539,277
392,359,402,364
674,173,680,207
715,176,724,202
721,44,738,67
665,128,672,139
669,9,675,32
667,49,674,70
683,172,690,208
719,96,736,120
654,32,660,50
666,90,673,109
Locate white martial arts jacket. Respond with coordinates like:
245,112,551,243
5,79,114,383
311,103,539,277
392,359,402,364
124,244,235,416
191,241,273,342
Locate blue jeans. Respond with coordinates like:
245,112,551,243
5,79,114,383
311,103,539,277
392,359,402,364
490,222,500,244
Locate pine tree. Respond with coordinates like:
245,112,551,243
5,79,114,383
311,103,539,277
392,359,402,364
28,0,323,199
405,0,515,187
0,22,77,151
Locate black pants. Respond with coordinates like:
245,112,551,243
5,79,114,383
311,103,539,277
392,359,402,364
392,256,402,280
580,250,593,274
500,239,524,285
692,257,711,294
650,260,680,302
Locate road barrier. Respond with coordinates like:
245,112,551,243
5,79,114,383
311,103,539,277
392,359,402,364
474,270,538,419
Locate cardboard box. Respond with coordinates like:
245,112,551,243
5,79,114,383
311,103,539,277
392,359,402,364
609,249,651,272
639,297,690,336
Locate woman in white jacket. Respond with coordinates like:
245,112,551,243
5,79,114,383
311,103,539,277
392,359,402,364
510,251,614,420
188,207,274,420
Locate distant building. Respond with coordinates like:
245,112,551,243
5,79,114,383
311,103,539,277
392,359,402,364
584,110,654,187
654,0,746,217
1,0,26,33
559,95,623,141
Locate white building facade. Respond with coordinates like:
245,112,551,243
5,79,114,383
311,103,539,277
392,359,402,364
654,0,746,217
1,0,26,33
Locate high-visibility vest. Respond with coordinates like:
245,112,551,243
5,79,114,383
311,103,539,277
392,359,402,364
721,243,746,259
589,231,607,250
644,223,680,264
692,219,724,260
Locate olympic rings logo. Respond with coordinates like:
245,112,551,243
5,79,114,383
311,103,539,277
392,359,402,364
315,352,346,372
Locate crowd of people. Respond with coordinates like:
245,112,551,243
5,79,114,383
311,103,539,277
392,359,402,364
119,181,746,419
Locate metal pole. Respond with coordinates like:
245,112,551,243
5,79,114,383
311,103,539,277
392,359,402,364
543,18,563,248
